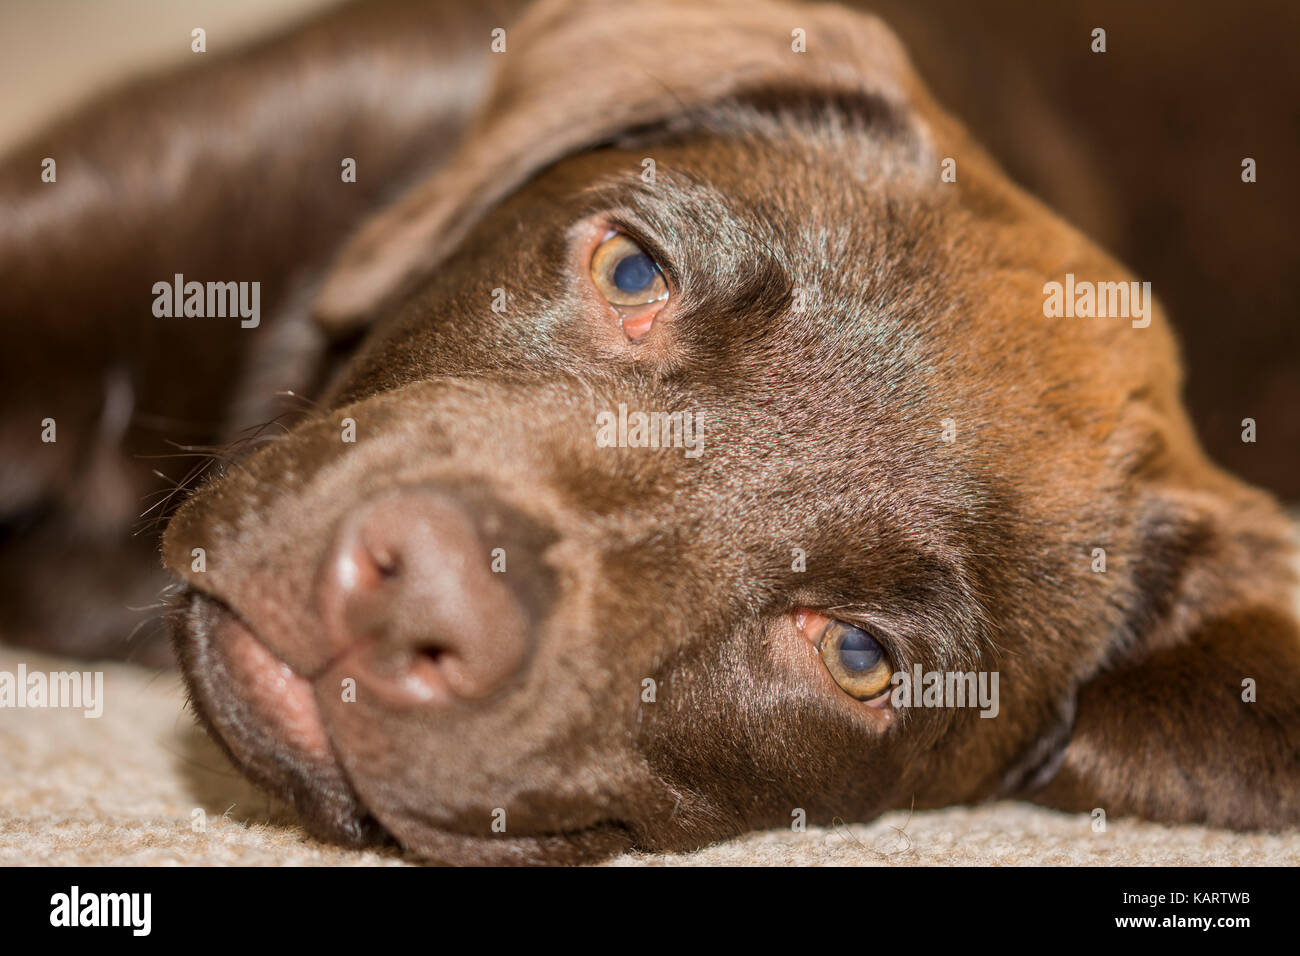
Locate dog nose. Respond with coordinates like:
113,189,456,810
318,487,540,705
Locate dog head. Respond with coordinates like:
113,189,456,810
164,0,1300,863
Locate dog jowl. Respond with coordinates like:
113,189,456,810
6,0,1300,864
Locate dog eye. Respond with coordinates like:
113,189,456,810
817,620,894,701
590,232,669,307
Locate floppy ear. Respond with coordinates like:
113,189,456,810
1028,479,1300,829
311,0,937,334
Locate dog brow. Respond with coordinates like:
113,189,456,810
726,84,916,139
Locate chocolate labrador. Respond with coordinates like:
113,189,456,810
2,0,1298,864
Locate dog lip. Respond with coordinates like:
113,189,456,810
214,604,334,760
190,592,341,762
172,588,388,847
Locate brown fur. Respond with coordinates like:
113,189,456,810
2,0,1297,863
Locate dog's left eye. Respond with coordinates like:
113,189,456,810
796,612,895,702
819,622,893,700
590,232,669,307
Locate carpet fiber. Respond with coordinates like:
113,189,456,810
3,648,1297,866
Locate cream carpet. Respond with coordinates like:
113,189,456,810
2,647,1297,866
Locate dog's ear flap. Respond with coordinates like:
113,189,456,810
311,0,931,335
1028,483,1300,829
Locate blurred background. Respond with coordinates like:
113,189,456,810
2,0,1296,500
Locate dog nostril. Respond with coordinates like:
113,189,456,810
412,644,447,671
371,546,400,579
382,644,451,705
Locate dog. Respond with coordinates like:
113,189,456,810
2,0,1298,864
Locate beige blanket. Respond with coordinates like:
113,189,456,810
3,647,1296,866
